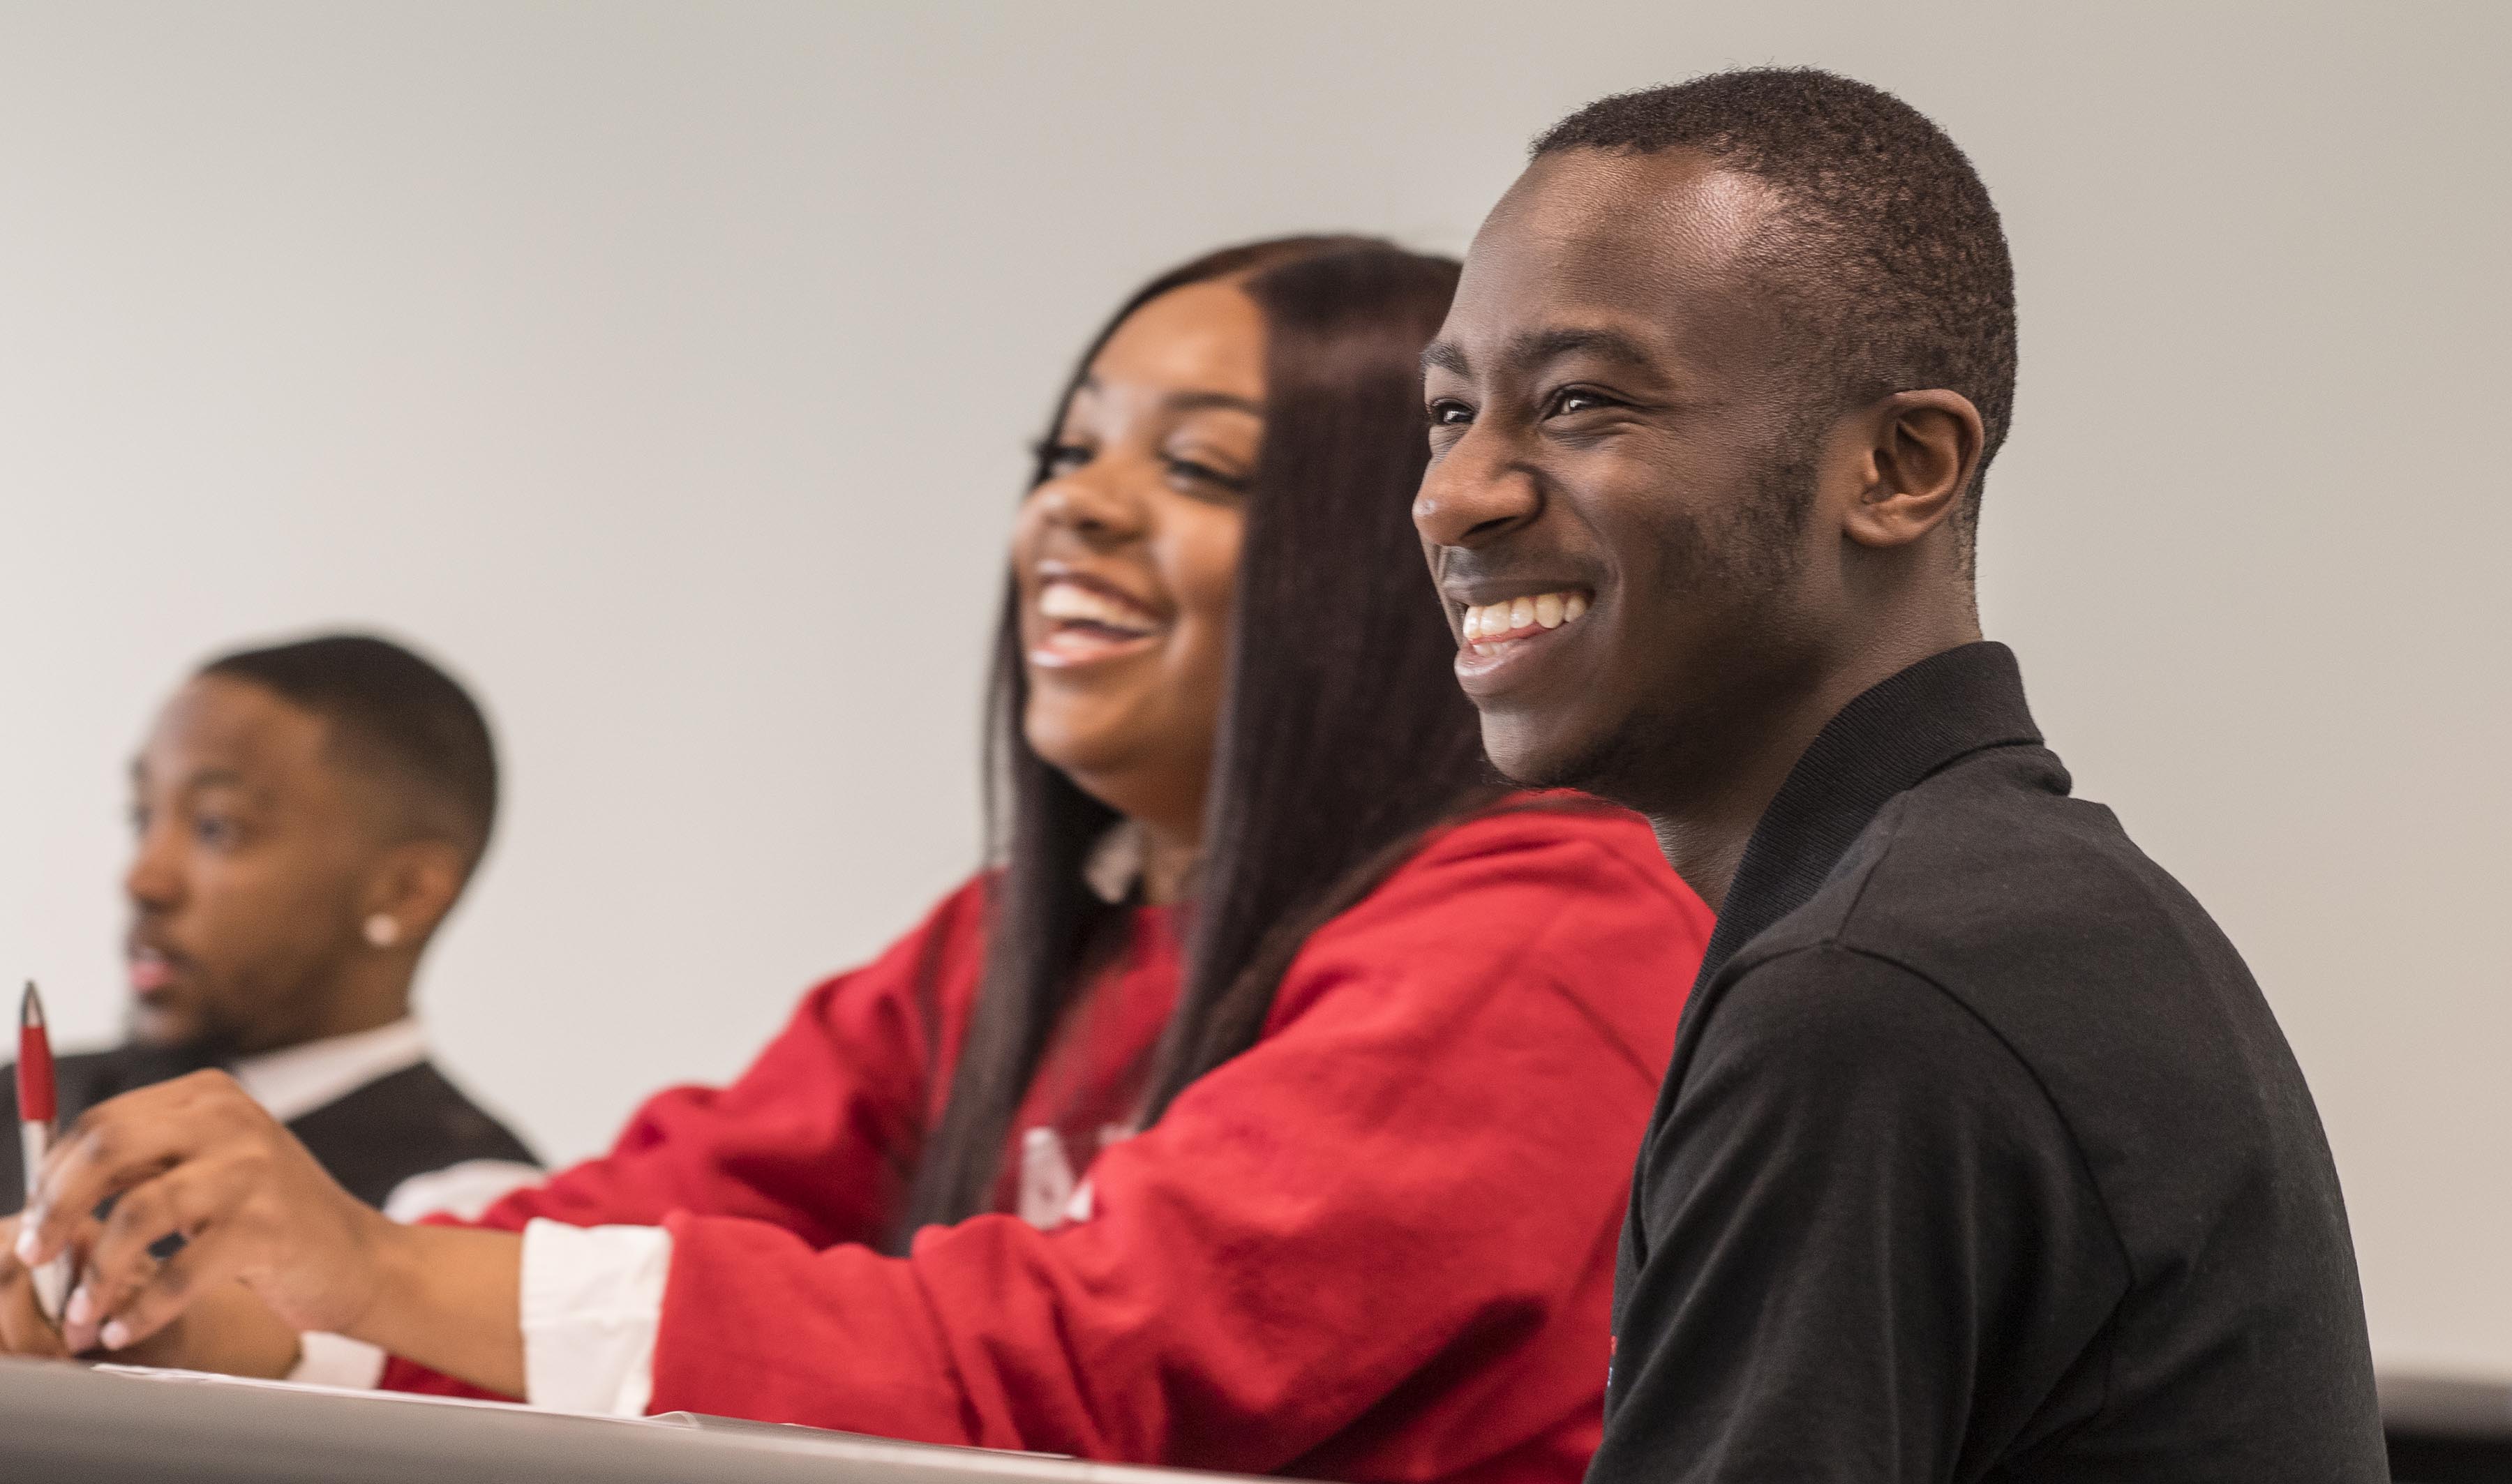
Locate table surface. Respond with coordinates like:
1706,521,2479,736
0,1358,1283,1484
11,1356,2506,1482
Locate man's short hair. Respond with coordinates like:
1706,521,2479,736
1536,67,2018,555
200,633,498,869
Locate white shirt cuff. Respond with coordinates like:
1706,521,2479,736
281,1163,545,1396
518,1217,673,1416
287,1330,388,1390
382,1160,545,1224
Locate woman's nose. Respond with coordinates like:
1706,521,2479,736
1413,426,1542,549
1033,465,1149,545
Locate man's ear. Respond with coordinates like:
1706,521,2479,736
361,839,470,950
1839,389,1984,550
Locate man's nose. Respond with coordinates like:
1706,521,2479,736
1412,426,1542,549
124,826,182,909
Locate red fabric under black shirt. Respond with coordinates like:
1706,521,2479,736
384,799,1712,1484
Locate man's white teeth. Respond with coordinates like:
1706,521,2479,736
1040,580,1155,634
1462,590,1589,652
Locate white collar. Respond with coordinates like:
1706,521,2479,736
1084,821,1147,905
229,1017,430,1124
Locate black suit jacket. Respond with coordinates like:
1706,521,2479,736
6,1043,537,1211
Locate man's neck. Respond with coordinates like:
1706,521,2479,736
1642,620,1982,913
239,968,414,1056
1642,690,1839,915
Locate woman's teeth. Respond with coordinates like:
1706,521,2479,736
1039,580,1156,636
1460,590,1589,654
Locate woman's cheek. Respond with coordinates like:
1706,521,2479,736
1171,506,1246,647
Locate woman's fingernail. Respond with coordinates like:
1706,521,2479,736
100,1320,130,1350
13,1220,40,1263
63,1285,94,1326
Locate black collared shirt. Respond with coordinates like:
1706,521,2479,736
1592,643,2384,1483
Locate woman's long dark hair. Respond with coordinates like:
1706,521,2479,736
894,237,1498,1239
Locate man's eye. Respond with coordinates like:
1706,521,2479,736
194,816,238,847
1548,387,1616,417
1427,400,1474,427
128,804,149,835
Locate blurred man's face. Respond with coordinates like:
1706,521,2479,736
124,675,382,1054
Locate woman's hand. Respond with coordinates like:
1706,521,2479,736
0,1212,73,1360
5,1202,303,1375
105,1278,306,1377
13,1070,396,1354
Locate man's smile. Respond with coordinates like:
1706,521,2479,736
1446,585,1599,694
1458,588,1592,653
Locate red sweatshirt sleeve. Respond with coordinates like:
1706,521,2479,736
463,880,982,1245
377,878,987,1399
646,809,1708,1480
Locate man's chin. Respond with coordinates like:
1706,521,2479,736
1479,710,1650,806
126,1000,210,1053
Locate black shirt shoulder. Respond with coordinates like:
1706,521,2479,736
286,1060,539,1210
1756,746,2359,1286
1615,938,2130,1479
1673,743,2382,1479
6,1047,535,1213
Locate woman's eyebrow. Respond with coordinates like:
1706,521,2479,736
1161,390,1264,417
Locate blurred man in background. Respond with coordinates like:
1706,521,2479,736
5,634,536,1222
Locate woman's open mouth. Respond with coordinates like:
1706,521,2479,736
1030,576,1167,668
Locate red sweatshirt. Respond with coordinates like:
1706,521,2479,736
386,801,1712,1484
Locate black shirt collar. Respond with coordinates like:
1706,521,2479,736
1691,640,2046,991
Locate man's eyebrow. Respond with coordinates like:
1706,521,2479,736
1509,325,1659,371
1421,327,1661,382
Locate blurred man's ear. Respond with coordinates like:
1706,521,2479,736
359,839,470,952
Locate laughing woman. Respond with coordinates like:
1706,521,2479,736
3,239,1712,1484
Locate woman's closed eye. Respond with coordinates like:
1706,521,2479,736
1037,440,1096,479
1162,452,1251,499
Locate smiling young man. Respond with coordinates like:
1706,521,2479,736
2,635,536,1223
1415,70,2384,1481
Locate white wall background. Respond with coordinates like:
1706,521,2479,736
2,1,2504,1377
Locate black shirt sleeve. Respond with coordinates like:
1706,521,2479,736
1,1063,20,1210
1592,945,2129,1483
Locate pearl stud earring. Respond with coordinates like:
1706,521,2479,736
364,913,401,949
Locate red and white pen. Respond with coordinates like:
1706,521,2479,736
17,981,73,1322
